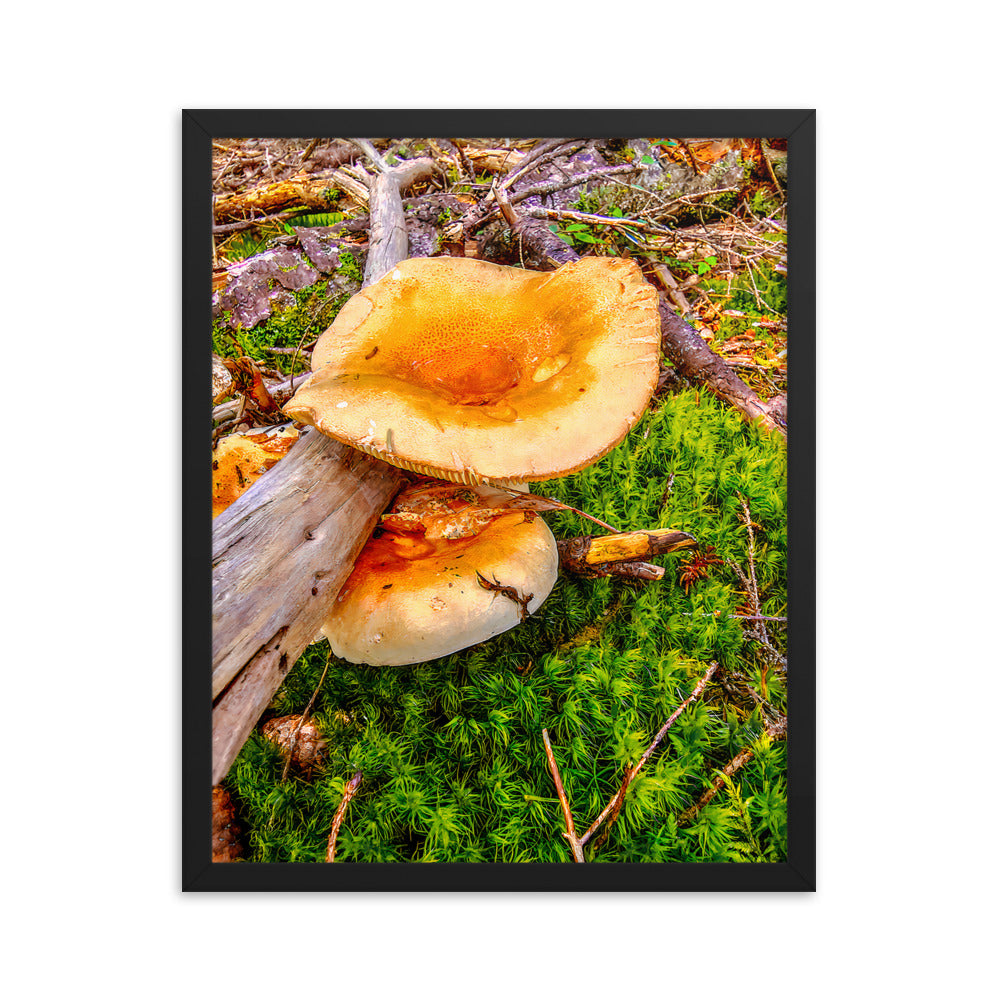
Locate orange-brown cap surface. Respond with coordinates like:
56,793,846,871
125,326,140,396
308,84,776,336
321,482,558,666
212,426,299,518
285,256,660,485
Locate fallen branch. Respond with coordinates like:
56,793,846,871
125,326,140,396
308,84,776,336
523,205,672,238
557,528,696,577
557,528,696,582
726,493,786,671
210,146,419,785
472,167,786,437
509,162,639,206
582,661,718,849
214,176,340,223
652,283,787,437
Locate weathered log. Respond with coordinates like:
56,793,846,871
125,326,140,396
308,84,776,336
212,431,404,781
212,430,404,698
212,153,437,222
214,177,340,222
211,148,416,784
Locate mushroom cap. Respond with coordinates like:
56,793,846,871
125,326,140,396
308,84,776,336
285,256,660,484
212,426,298,518
321,483,558,666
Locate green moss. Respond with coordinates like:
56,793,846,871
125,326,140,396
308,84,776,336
226,389,788,864
212,279,351,377
335,250,363,285
703,262,787,318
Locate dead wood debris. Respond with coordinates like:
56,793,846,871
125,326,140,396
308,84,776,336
212,136,787,441
209,137,790,803
557,528,696,582
212,785,244,863
676,711,787,828
326,771,363,863
542,660,719,862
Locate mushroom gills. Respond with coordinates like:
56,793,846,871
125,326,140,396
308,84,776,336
285,256,661,484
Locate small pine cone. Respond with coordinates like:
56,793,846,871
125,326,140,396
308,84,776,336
261,714,328,770
212,785,243,863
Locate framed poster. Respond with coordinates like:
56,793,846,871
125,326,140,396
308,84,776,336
183,109,815,890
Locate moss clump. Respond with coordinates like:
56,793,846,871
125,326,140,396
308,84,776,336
212,251,363,377
212,281,343,377
703,261,787,322
225,389,787,864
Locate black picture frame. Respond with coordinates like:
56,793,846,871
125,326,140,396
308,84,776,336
183,109,815,891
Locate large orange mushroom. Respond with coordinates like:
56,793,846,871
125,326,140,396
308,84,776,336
285,256,661,485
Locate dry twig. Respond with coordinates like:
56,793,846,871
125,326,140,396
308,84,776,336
582,661,719,848
279,649,332,782
676,712,787,827
727,495,786,672
325,771,363,862
541,729,585,863
542,660,718,861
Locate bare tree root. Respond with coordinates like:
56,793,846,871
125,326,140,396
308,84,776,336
653,290,787,437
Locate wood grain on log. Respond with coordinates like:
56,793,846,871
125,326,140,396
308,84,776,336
212,430,403,699
212,431,404,781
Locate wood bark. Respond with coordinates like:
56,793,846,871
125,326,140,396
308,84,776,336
214,178,340,222
557,528,696,581
654,294,787,437
212,431,404,781
211,150,415,785
558,528,697,567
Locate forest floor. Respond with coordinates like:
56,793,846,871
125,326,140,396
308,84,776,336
209,136,791,866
